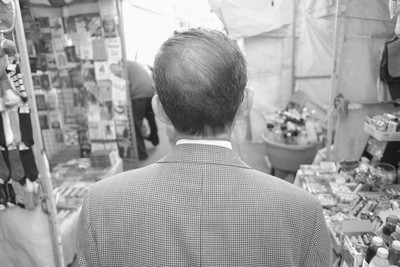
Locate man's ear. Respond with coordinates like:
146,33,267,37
152,95,173,125
236,87,254,120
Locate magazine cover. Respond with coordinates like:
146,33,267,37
98,0,119,38
55,51,69,69
97,79,112,103
39,114,49,129
64,128,79,145
102,120,117,140
92,38,108,61
40,73,51,90
80,39,93,60
105,37,122,61
88,121,103,140
32,74,41,90
46,53,57,70
49,17,64,37
49,112,62,129
94,61,110,80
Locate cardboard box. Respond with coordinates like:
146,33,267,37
340,220,375,267
364,122,400,141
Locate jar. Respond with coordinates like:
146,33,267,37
370,162,397,185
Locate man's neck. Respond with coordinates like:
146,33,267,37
174,132,232,142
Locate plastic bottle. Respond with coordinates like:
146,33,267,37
304,119,318,144
296,130,309,145
388,240,400,265
366,236,385,264
369,247,390,267
311,109,323,136
382,215,399,245
390,226,400,246
273,128,284,143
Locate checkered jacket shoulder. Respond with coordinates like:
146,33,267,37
76,144,332,267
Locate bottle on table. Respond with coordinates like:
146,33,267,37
382,215,399,245
296,130,309,145
370,247,390,267
388,240,400,266
366,236,385,264
390,226,400,246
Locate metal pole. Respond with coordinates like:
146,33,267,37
14,1,65,266
326,0,343,161
291,0,297,94
117,0,140,168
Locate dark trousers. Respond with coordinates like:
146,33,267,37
131,98,159,159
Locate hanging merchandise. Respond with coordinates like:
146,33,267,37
389,0,400,37
0,0,40,211
379,36,400,100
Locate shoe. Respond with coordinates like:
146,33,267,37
145,135,159,146
138,154,148,160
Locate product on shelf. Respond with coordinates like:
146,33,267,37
263,107,323,145
382,215,399,245
364,112,400,142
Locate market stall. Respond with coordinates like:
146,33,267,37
0,0,399,266
210,0,400,266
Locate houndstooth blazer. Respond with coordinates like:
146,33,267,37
76,143,332,267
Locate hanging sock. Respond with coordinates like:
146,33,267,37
6,62,27,102
0,180,6,210
7,147,24,181
1,111,14,146
1,77,21,108
0,46,21,109
5,181,15,207
24,179,35,210
19,147,38,182
18,107,34,147
11,179,25,209
0,97,5,112
3,90,21,109
0,146,10,182
0,111,6,147
8,108,21,145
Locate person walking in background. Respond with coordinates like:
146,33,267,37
127,60,159,160
76,28,332,267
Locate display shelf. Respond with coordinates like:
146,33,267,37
364,122,400,142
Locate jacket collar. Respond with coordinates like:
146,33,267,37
157,143,252,169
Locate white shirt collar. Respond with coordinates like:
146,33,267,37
176,139,232,150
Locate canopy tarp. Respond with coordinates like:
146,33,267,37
23,0,96,8
208,0,294,39
209,0,336,141
209,0,396,150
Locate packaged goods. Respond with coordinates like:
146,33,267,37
382,215,399,245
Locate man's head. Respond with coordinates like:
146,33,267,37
153,28,252,138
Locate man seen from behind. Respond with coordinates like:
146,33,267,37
76,28,332,267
